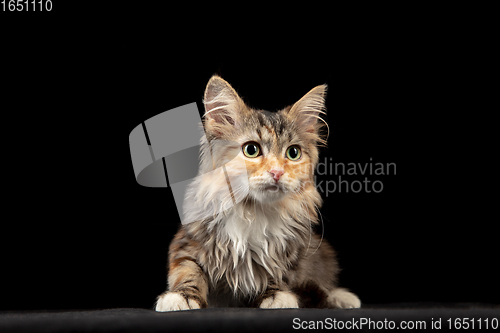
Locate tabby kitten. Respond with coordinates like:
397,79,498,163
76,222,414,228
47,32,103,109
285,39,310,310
155,76,361,311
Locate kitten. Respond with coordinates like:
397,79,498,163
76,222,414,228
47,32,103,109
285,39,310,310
155,75,361,310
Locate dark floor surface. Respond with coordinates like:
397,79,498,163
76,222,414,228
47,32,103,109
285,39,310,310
1,303,498,332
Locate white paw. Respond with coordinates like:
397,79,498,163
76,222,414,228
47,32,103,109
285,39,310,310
155,292,201,312
260,291,299,309
327,288,361,309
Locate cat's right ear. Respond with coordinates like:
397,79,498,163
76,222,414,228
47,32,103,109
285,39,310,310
203,76,243,136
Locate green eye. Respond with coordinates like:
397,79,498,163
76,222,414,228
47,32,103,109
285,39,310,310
243,142,260,158
286,146,301,161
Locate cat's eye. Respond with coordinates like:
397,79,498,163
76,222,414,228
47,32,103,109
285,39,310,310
286,145,301,161
243,142,261,158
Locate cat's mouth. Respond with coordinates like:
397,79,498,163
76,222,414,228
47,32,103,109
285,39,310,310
252,183,289,202
263,184,281,192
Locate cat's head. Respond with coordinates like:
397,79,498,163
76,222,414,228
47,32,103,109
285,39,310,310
202,75,327,204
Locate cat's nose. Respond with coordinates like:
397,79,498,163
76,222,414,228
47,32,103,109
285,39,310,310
269,169,284,182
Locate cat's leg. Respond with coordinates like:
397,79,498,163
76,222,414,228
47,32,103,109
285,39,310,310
155,257,209,312
156,227,210,312
254,280,300,309
294,235,361,309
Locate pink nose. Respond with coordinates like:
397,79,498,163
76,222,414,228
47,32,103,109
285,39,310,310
269,169,284,182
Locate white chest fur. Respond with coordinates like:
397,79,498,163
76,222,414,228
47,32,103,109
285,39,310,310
205,203,305,295
222,204,293,258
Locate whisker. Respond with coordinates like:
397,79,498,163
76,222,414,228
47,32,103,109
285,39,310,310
306,209,324,258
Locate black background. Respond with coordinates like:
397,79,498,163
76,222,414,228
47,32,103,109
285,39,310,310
1,4,497,311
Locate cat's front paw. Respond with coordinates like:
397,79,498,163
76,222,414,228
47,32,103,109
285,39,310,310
259,291,299,309
327,288,361,309
155,292,201,312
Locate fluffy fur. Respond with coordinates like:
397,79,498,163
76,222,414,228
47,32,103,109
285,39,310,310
155,76,360,310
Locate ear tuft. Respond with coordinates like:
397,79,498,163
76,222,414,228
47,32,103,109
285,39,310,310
288,84,328,136
203,76,242,129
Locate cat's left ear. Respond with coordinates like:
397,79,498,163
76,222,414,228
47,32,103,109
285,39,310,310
286,84,328,133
